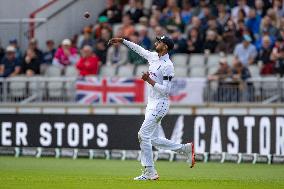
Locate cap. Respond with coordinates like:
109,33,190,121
156,36,174,50
243,34,252,42
6,45,16,52
98,16,108,23
62,39,71,46
9,39,18,44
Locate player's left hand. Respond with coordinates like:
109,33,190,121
141,72,150,81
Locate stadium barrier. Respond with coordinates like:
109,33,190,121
0,114,283,164
1,76,284,104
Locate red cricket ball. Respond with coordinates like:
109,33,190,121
84,12,90,19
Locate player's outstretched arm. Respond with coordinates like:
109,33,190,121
108,38,151,61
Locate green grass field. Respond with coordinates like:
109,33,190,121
0,157,283,189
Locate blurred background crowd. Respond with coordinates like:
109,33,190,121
1,0,284,80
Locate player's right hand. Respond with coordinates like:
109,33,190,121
108,38,123,45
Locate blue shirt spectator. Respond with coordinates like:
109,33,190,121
43,40,56,64
245,8,261,39
0,46,21,77
234,35,257,66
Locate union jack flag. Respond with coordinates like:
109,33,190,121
76,77,145,104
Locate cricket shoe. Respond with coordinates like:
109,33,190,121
184,142,195,168
133,170,159,181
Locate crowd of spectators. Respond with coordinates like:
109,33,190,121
1,0,284,80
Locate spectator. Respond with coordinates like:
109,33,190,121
231,0,250,23
77,26,95,49
99,0,121,24
138,26,152,50
43,40,56,64
180,0,193,26
148,17,162,41
272,0,284,17
208,58,232,102
216,26,238,54
52,39,79,67
22,48,40,76
255,0,266,17
198,6,211,30
185,16,205,40
216,3,230,28
76,45,100,76
231,60,253,102
160,0,181,27
235,19,247,42
245,8,261,40
93,16,112,39
203,30,218,53
186,27,203,53
233,34,257,66
232,61,251,81
260,16,278,37
257,35,274,75
94,39,108,64
207,18,222,35
208,58,232,81
9,39,22,61
169,27,187,54
124,0,144,23
274,45,284,77
128,32,147,65
100,28,112,43
0,46,21,77
120,14,135,38
28,38,43,62
266,8,280,29
106,37,128,66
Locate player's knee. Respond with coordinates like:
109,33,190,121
138,132,149,143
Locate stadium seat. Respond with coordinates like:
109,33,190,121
226,54,234,66
117,64,135,77
248,65,260,78
65,66,78,77
47,80,64,99
8,76,27,98
189,67,206,77
44,65,62,77
171,53,189,67
174,66,188,77
135,64,148,76
99,65,117,77
207,54,220,67
189,54,205,67
28,76,45,99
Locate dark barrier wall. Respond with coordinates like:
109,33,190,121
0,114,283,155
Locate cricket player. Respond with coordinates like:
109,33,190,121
108,36,195,180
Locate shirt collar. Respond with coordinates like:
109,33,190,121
159,53,169,61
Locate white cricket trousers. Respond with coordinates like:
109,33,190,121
138,99,183,167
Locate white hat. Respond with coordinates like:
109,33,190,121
62,39,71,46
6,45,16,52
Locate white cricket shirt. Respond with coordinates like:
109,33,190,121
123,40,175,104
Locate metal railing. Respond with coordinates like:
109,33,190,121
1,76,284,104
205,77,284,104
0,77,76,104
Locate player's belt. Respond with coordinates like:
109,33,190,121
163,76,173,81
